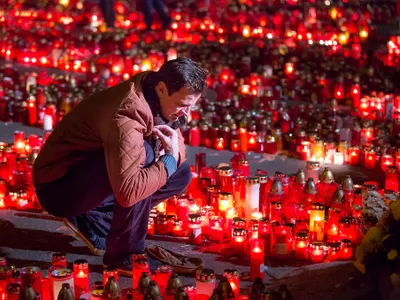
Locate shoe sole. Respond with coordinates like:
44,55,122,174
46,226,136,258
63,218,106,256
103,264,132,277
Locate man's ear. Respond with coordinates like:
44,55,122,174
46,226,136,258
155,81,168,97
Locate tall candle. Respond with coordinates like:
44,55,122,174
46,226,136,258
132,259,149,289
245,177,260,223
219,166,234,193
309,203,325,241
188,214,202,245
232,228,247,255
250,239,265,280
209,216,224,242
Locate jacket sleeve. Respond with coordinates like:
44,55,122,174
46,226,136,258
176,128,187,167
103,112,168,208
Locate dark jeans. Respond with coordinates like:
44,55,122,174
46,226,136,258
35,141,191,264
141,0,171,30
99,0,115,28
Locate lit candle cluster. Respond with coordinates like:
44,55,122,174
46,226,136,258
0,255,293,300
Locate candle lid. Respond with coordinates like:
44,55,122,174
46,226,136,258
133,258,149,268
341,175,354,192
218,166,233,176
270,201,282,208
20,284,38,300
165,273,183,294
218,192,233,201
295,169,306,185
188,213,202,222
145,281,161,299
306,161,320,170
52,252,67,262
304,178,317,195
320,168,335,184
259,217,270,224
6,283,20,295
310,203,325,210
210,215,222,222
196,268,215,282
246,177,260,185
233,228,247,236
339,217,352,225
103,276,121,299
223,268,238,278
51,268,72,279
138,273,151,294
207,185,220,193
332,186,345,204
255,174,268,183
328,242,341,252
104,266,117,274
173,219,183,226
269,178,283,195
174,287,189,300
238,159,249,167
232,217,246,226
386,166,398,173
73,259,88,267
295,231,308,240
341,239,352,247
310,242,324,249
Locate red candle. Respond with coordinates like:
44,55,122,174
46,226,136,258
361,128,374,143
189,126,200,146
351,84,360,108
13,131,25,155
284,62,294,76
294,232,309,260
214,137,225,150
188,214,202,245
209,216,224,242
103,267,118,285
347,147,360,165
338,217,356,242
155,266,173,295
176,198,189,230
327,242,341,262
156,215,168,235
364,150,376,170
148,218,155,235
270,202,283,224
172,219,185,237
258,218,273,257
6,283,20,300
232,228,247,255
231,139,240,152
27,95,37,126
223,269,239,297
183,286,197,300
385,166,399,192
21,266,42,296
238,160,250,177
298,141,312,161
274,226,292,258
309,242,325,263
132,259,149,289
250,239,265,280
0,267,10,300
219,167,234,193
326,208,341,242
381,154,394,172
340,239,353,260
238,128,248,152
73,259,90,298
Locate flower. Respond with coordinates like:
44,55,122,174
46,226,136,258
391,200,400,221
387,249,398,261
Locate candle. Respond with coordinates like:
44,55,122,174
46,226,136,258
245,177,260,223
195,153,206,174
51,269,74,300
177,198,189,230
238,159,250,177
27,95,37,126
148,217,155,235
0,266,10,300
156,201,167,214
103,267,118,285
238,128,248,153
223,269,239,297
172,219,185,237
309,242,325,263
132,258,149,289
155,266,173,295
195,269,216,298
218,166,234,193
312,140,325,162
214,137,225,150
250,239,265,280
269,202,283,224
231,139,240,152
232,228,247,255
21,266,42,296
13,131,25,154
364,150,376,170
361,128,374,143
309,203,325,241
341,239,353,260
188,214,203,245
156,215,168,235
385,166,399,192
218,192,234,214
284,62,294,76
6,283,20,300
347,147,360,165
305,161,320,183
294,232,309,260
209,216,224,242
225,207,237,238
327,242,341,262
73,259,90,298
298,141,312,161
381,154,394,172
259,218,273,257
326,208,341,242
338,217,356,242
351,84,360,108
274,226,292,258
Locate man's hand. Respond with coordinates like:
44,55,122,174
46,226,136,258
152,125,179,162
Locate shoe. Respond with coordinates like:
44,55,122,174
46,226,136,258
64,217,106,256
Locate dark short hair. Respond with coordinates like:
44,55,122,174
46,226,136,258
155,57,208,95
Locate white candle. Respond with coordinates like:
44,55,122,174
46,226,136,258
43,114,53,131
245,178,260,223
52,269,74,300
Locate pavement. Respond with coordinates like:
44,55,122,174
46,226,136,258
0,121,377,299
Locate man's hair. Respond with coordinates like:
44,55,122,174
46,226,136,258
155,57,208,95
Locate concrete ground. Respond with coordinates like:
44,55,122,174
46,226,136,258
0,121,377,299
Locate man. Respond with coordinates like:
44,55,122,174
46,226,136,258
33,57,208,274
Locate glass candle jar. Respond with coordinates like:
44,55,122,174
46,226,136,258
103,267,118,285
364,150,376,170
294,232,309,260
245,177,260,223
21,266,42,296
274,226,292,258
188,214,203,245
200,206,213,236
176,198,189,230
132,258,149,289
223,269,239,296
338,217,356,242
195,269,216,298
218,166,234,194
309,242,325,263
51,269,74,300
309,203,325,241
208,216,224,242
172,219,185,237
238,160,250,177
156,214,168,235
258,218,273,257
270,202,283,224
232,228,247,255
341,239,353,260
326,208,341,242
218,192,234,215
73,259,90,298
250,239,265,280
327,242,341,262
155,266,173,295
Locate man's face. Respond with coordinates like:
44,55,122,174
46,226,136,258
156,82,201,122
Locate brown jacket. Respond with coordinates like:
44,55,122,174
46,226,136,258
33,72,187,207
